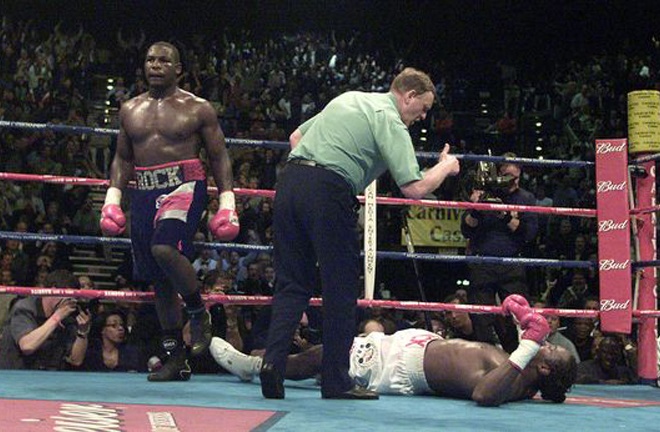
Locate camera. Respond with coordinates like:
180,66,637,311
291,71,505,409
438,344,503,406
473,160,517,202
69,300,95,320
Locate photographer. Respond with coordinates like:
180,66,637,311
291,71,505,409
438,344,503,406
0,269,92,370
460,153,538,353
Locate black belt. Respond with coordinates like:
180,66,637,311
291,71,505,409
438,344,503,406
289,158,326,168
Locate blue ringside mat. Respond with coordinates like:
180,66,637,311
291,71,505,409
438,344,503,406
0,370,659,431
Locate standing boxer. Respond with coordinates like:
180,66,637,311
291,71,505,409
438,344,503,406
100,42,239,382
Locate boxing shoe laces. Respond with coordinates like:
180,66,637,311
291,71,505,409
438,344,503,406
210,337,262,382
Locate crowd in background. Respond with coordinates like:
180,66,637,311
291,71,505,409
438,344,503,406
0,15,656,380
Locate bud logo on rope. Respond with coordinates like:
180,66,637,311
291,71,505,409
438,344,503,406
597,181,626,193
598,220,629,232
600,299,630,311
596,141,626,154
599,259,629,271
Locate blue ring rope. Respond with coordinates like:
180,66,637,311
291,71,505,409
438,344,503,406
0,231,597,269
0,120,593,167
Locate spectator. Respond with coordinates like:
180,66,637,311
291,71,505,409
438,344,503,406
461,154,538,352
360,307,397,335
33,268,50,287
533,300,580,363
237,261,268,295
566,316,596,362
71,196,101,236
576,335,637,384
3,238,30,285
84,309,145,372
0,197,13,232
556,270,595,310
545,218,577,259
14,183,45,221
357,318,386,335
442,293,476,340
551,176,579,209
0,268,14,287
0,269,91,370
192,244,219,282
39,241,72,271
106,76,130,108
0,290,18,338
263,264,276,296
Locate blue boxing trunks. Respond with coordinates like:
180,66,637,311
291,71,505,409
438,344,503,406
129,159,207,282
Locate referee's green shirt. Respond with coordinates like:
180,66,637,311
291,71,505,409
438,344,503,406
290,91,423,194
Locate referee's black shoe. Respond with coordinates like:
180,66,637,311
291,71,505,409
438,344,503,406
260,363,285,399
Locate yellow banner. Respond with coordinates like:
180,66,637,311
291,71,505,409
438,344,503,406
402,206,467,248
628,90,660,154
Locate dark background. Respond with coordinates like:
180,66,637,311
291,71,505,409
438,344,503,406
3,0,659,66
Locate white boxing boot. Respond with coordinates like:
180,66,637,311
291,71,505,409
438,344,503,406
210,337,263,382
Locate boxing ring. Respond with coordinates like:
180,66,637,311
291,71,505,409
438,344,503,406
0,106,659,431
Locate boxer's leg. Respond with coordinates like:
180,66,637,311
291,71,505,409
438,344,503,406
211,337,323,381
148,280,191,382
152,181,211,357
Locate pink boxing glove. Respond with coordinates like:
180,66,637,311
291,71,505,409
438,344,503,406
508,312,550,372
519,313,551,344
209,191,240,241
100,187,126,236
501,294,531,325
509,312,550,371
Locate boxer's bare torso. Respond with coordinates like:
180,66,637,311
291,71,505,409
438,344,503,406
424,338,533,402
110,43,231,192
120,89,210,166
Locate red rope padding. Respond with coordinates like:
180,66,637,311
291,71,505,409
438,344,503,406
0,171,595,217
4,285,658,318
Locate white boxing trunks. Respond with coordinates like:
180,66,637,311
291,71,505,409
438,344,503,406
349,328,441,395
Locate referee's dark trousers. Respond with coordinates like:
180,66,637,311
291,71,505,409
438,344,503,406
264,161,358,396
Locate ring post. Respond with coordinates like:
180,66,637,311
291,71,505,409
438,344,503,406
628,89,660,383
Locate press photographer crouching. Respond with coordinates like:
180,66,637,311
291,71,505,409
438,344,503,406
460,152,538,353
0,269,92,370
